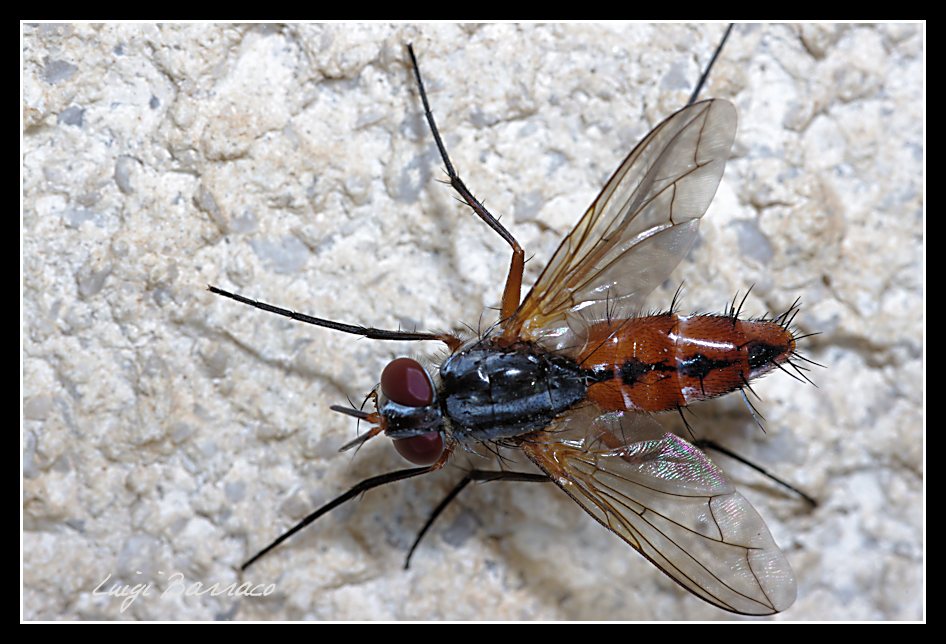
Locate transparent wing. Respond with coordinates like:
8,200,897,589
519,405,796,615
506,99,737,349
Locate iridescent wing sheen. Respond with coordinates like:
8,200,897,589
505,99,737,350
519,405,796,615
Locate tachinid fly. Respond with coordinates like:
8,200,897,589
209,26,814,616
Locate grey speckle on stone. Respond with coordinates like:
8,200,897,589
58,106,85,127
43,57,77,84
249,235,310,275
61,207,100,229
196,185,226,232
731,219,775,266
441,509,481,549
114,155,138,194
76,257,113,299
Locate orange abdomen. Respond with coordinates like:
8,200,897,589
578,314,795,413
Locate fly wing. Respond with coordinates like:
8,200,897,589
519,405,796,615
505,99,737,350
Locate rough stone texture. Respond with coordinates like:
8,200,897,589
23,23,923,620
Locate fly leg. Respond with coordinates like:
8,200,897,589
241,444,456,571
407,44,524,321
693,438,818,507
208,286,462,350
404,470,549,569
687,24,734,105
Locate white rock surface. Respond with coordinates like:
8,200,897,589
23,23,923,620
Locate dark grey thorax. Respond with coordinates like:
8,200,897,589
438,339,588,442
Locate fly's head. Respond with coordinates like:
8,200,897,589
335,357,446,466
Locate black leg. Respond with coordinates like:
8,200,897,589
693,438,818,508
241,457,452,571
404,470,549,569
209,285,459,348
407,44,525,320
687,24,734,105
406,44,521,253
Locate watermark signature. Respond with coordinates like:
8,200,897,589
93,571,276,613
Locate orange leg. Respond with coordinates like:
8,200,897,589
502,247,524,320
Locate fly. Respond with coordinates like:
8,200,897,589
209,25,816,616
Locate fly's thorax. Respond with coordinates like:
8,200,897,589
577,313,796,412
437,336,588,442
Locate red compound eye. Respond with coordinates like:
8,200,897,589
381,357,433,407
393,432,445,466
